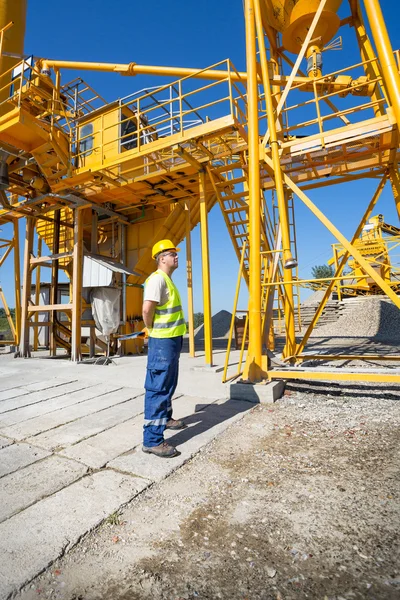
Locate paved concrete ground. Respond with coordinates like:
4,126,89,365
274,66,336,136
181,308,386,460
0,348,255,600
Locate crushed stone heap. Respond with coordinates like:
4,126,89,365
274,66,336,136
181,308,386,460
310,296,400,342
194,310,232,340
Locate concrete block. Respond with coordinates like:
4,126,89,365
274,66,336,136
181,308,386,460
190,364,224,373
230,380,285,404
0,455,87,522
0,470,148,599
0,443,50,477
0,345,16,354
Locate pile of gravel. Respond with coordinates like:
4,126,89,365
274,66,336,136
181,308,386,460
311,296,400,341
302,289,332,306
194,310,233,340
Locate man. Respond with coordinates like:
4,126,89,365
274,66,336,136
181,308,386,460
142,239,187,458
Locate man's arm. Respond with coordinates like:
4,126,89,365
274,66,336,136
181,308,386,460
142,300,158,329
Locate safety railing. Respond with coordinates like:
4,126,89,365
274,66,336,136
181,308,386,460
263,56,390,149
71,59,248,173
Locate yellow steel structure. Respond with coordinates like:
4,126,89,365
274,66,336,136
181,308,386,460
0,0,399,384
325,213,400,297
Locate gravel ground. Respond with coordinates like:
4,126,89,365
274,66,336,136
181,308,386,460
16,389,400,600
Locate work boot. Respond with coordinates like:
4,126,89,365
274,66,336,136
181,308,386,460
166,418,187,430
142,441,179,458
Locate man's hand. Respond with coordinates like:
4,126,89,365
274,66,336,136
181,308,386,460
142,300,157,330
141,327,149,338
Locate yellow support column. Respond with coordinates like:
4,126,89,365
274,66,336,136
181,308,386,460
19,216,34,358
389,165,400,220
199,170,213,367
243,0,263,382
254,0,297,359
71,208,84,362
185,201,195,358
33,235,42,351
13,217,21,346
363,0,400,127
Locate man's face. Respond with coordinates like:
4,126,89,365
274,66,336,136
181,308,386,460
160,250,179,270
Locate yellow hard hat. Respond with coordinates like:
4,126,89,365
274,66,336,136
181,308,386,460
151,239,180,259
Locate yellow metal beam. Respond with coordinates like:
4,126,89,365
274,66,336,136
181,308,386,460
264,155,400,309
254,0,296,360
243,0,263,382
19,216,34,358
184,201,195,358
13,218,21,346
199,170,213,367
268,370,400,383
71,208,83,362
363,0,400,126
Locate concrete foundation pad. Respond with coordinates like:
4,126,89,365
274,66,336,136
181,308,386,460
0,443,50,477
0,470,148,600
230,380,285,403
0,435,12,449
108,397,252,482
190,364,224,373
0,455,87,522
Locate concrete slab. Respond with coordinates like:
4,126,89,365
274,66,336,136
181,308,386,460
165,397,253,454
21,378,78,392
230,380,285,403
32,394,144,452
0,382,118,424
0,381,104,420
0,455,88,522
0,470,149,599
108,397,252,482
0,435,12,449
1,387,142,441
59,395,209,468
0,443,50,477
60,415,144,468
0,387,30,403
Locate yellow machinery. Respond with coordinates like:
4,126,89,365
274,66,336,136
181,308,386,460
328,214,400,297
0,0,399,384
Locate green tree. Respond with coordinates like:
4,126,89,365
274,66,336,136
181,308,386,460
311,264,334,280
193,312,204,329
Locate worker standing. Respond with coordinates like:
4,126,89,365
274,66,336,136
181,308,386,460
142,239,187,458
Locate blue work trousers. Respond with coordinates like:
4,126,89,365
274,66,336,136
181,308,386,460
143,335,183,447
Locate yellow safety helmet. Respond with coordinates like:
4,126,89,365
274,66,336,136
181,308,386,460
151,239,180,259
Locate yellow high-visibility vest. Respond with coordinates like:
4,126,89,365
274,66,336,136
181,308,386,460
145,269,186,338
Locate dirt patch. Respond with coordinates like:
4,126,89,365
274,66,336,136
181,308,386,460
16,392,400,600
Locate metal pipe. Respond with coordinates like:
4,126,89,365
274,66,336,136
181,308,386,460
243,0,262,382
363,0,400,126
254,0,296,359
37,57,365,95
199,170,213,367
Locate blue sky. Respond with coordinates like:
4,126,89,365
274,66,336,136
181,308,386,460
1,0,399,316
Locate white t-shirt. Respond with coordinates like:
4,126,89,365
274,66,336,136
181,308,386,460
144,273,169,306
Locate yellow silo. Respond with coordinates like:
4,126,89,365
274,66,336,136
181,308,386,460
0,0,27,112
263,0,342,76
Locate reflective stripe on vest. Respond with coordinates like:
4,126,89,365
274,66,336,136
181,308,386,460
145,269,186,338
